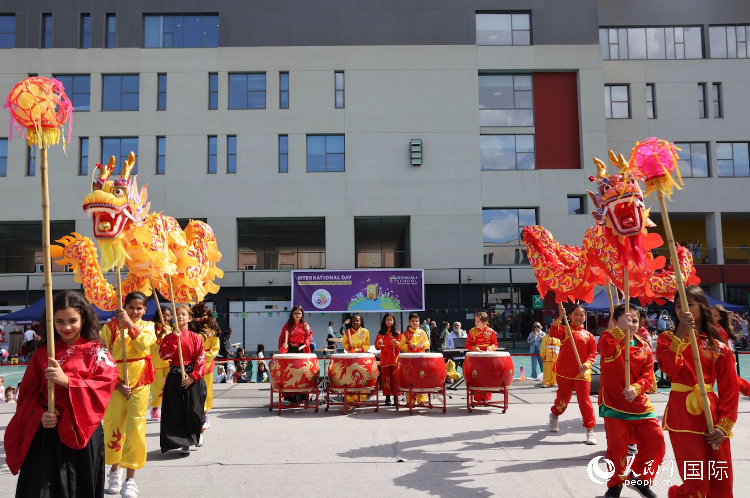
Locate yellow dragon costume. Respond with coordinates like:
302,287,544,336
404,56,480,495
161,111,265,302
51,152,223,308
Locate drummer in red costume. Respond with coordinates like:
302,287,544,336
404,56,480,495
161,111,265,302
279,305,313,354
658,286,739,498
599,304,664,498
375,313,401,406
400,312,430,405
548,302,598,445
465,312,498,404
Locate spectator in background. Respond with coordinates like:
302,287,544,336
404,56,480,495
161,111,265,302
453,322,467,339
422,319,431,334
4,386,16,404
694,239,702,264
23,328,37,357
256,344,267,383
0,376,4,395
256,362,269,383
444,322,456,349
219,326,232,358
430,321,441,352
527,322,544,380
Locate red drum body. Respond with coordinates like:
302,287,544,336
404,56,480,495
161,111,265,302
464,351,514,388
395,353,446,391
328,353,378,392
269,353,320,391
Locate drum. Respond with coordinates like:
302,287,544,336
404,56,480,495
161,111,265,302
328,353,378,392
464,351,514,388
395,353,446,391
269,353,320,391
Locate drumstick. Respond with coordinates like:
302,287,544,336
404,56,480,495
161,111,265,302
559,302,583,370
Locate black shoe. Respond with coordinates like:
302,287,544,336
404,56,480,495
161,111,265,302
604,485,622,498
384,396,392,406
627,477,657,498
628,443,638,455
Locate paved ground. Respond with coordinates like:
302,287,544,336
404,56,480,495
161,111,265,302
1,379,749,498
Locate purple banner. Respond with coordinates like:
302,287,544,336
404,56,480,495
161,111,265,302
292,269,425,313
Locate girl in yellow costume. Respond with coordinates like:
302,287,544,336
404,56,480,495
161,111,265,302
400,312,431,405
342,313,370,403
103,292,156,498
149,305,172,421
540,325,560,388
190,303,220,431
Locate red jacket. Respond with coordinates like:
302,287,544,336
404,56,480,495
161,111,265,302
466,326,498,352
5,338,119,474
375,329,402,366
598,327,655,416
278,322,312,353
159,330,206,382
548,321,597,381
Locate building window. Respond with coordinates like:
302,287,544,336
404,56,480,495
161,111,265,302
102,75,139,111
0,138,7,176
207,136,217,174
605,85,629,119
480,135,535,170
26,146,36,176
567,196,585,215
105,14,116,48
280,72,289,109
157,73,167,111
156,137,166,175
307,135,344,172
228,73,266,109
0,15,15,48
335,71,344,108
42,14,52,48
479,74,533,126
712,83,723,118
53,75,91,112
646,83,656,119
355,217,410,268
144,15,219,48
79,137,89,176
208,73,218,110
80,14,91,48
482,208,537,266
600,27,703,60
476,13,531,46
227,136,236,174
101,138,138,175
709,25,750,58
237,218,326,270
716,142,750,177
279,135,288,173
0,221,75,273
698,83,707,119
674,142,708,178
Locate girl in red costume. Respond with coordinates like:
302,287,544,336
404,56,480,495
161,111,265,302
712,304,750,397
657,286,739,498
375,313,401,406
279,305,312,354
159,305,207,455
548,302,598,445
6,290,119,498
465,311,498,404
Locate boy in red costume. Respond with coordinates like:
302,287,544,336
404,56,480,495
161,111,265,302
465,311,498,403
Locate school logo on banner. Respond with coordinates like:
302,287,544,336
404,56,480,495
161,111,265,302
312,289,332,309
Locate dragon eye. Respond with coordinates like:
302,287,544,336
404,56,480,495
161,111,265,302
112,187,127,197
600,184,611,193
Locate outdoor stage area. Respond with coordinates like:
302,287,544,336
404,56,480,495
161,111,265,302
1,379,749,497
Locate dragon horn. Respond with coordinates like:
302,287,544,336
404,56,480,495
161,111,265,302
98,156,117,181
120,151,136,181
617,153,631,173
608,150,619,167
592,157,608,179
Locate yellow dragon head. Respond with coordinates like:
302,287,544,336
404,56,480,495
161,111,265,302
83,152,150,270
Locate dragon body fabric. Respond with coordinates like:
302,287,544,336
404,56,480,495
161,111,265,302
521,152,699,306
51,153,223,310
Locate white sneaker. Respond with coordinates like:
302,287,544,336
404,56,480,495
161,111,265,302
548,413,559,432
120,478,138,498
106,469,122,494
541,384,548,388
202,413,210,432
179,446,190,455
197,433,204,447
586,431,598,445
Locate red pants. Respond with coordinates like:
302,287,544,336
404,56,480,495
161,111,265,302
472,393,491,403
380,365,397,396
604,417,665,488
668,431,733,498
550,376,595,428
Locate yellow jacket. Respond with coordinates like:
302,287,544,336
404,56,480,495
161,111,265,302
150,325,171,369
343,327,370,353
202,329,220,373
540,333,561,363
101,319,156,388
400,327,430,353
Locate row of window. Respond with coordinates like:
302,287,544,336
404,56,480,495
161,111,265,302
48,71,344,112
605,82,724,120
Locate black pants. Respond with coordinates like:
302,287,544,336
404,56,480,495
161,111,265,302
160,370,207,452
16,423,105,498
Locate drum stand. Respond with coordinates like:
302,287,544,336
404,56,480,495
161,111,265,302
465,383,509,413
394,383,447,415
269,384,319,415
325,383,379,415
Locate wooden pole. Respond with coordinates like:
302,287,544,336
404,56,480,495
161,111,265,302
39,145,55,414
167,276,187,379
605,279,615,316
559,302,583,369
150,281,165,326
624,269,631,389
116,267,128,386
658,191,717,447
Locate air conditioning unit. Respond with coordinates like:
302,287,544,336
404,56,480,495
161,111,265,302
35,264,44,273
